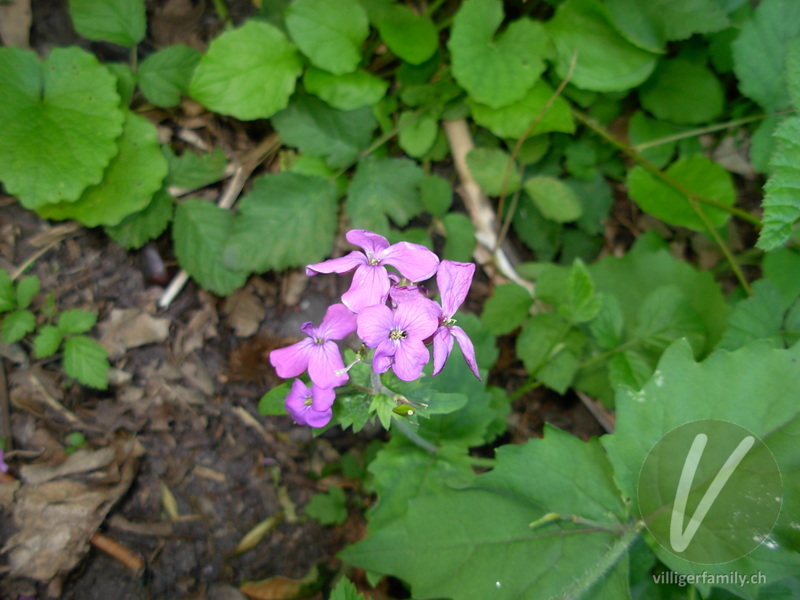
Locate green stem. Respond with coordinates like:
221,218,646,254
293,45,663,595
424,0,448,16
510,378,541,401
392,416,440,454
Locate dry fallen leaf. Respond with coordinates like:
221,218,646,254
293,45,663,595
223,288,265,337
98,308,171,360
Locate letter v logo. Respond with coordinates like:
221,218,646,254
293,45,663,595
669,433,755,552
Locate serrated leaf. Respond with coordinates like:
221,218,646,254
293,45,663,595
34,326,63,359
68,0,145,47
305,486,348,525
2,310,35,344
787,38,800,110
15,276,39,309
285,0,368,75
105,187,174,249
546,0,658,92
271,94,376,169
173,199,248,296
189,20,301,120
716,280,789,351
732,0,800,112
763,247,800,304
345,157,424,236
397,111,438,158
63,335,109,390
605,0,728,52
138,44,201,108
164,147,227,190
448,0,547,108
39,111,168,227
516,312,573,374
523,176,583,223
627,155,735,232
58,309,97,334
639,59,725,125
331,391,373,433
375,4,438,65
757,116,800,250
469,80,575,140
442,213,475,263
481,284,533,335
634,286,705,354
562,259,602,323
258,383,290,415
329,578,365,600
0,271,14,313
304,67,387,110
466,148,522,196
607,349,653,391
589,294,624,350
0,47,124,208
223,172,338,273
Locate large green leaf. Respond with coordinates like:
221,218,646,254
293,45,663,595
173,199,248,296
757,116,800,250
39,111,168,227
105,187,174,249
626,155,735,232
138,45,201,108
447,0,548,108
189,21,301,120
638,59,725,125
732,0,800,112
546,0,658,92
375,4,438,66
164,147,227,190
285,0,369,75
345,157,424,236
303,67,387,110
717,280,799,350
271,94,376,169
223,172,338,273
0,47,124,208
68,0,146,47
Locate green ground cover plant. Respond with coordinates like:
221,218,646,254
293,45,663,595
1,0,799,598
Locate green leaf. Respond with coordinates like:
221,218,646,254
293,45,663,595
561,259,602,324
787,38,800,110
716,280,791,350
758,116,800,250
63,335,109,390
106,62,136,105
732,0,800,112
397,111,438,158
607,349,652,391
627,111,681,169
2,310,36,344
605,0,728,52
39,111,168,227
589,294,624,350
106,187,174,249
258,383,290,415
0,271,15,313
481,284,533,335
138,45,201,108
304,67,387,110
329,578,365,600
442,213,475,263
271,94,376,169
763,247,800,304
345,157,424,236
571,175,614,235
375,4,438,65
173,199,248,296
285,0,368,75
511,195,562,261
57,309,97,334
0,47,124,208
305,486,348,526
164,147,227,190
638,59,725,125
633,286,705,354
34,326,64,359
68,0,145,47
15,276,40,309
332,391,373,433
224,172,338,273
189,20,301,120
448,0,548,108
546,0,658,92
523,176,583,223
626,155,735,231
466,148,522,196
420,174,451,217
516,312,573,375
469,80,575,139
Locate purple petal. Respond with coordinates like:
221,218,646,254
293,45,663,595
318,303,357,339
380,242,440,283
306,251,366,276
346,229,390,258
389,285,428,307
310,385,336,410
437,261,475,318
342,264,391,312
372,341,395,374
395,298,440,340
307,341,349,388
270,338,314,379
285,379,312,422
431,327,454,377
357,304,394,348
303,405,333,428
299,321,318,338
451,326,481,380
393,338,430,381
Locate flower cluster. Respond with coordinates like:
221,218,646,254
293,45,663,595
269,229,480,428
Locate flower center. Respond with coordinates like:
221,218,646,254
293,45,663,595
304,397,313,407
444,317,457,327
369,257,380,265
314,337,324,345
389,328,408,341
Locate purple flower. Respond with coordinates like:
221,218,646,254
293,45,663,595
285,380,335,428
357,298,440,381
431,261,481,380
306,230,439,312
269,303,357,389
